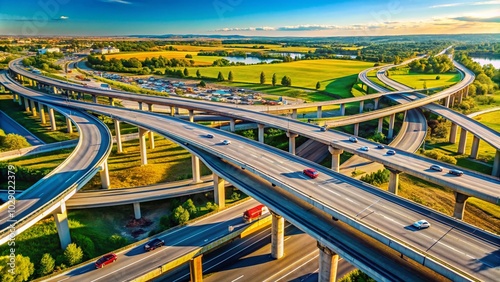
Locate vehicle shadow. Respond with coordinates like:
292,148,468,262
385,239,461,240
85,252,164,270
281,172,305,179
403,225,420,232
468,249,500,272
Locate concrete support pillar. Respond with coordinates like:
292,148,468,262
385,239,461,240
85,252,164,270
317,106,322,119
374,98,379,110
53,202,71,250
148,131,155,149
133,202,141,219
387,113,396,139
328,146,343,173
464,86,469,98
175,107,179,115
318,242,339,282
38,103,46,124
457,91,463,104
186,109,194,122
138,101,143,111
191,155,201,183
286,132,298,155
30,100,37,117
458,128,467,155
114,119,123,153
493,150,500,178
109,97,114,106
377,118,383,133
138,128,148,165
17,94,22,106
48,107,57,131
353,123,359,136
52,86,57,95
470,136,480,159
76,92,81,100
359,100,364,113
453,192,469,220
258,124,265,143
449,123,458,144
291,109,297,119
148,103,154,112
12,93,16,102
229,118,235,132
445,96,450,108
386,167,401,195
271,212,284,259
92,95,97,103
189,255,203,282
340,104,345,116
100,161,110,189
213,174,225,209
24,97,31,113
66,117,73,133
170,106,175,117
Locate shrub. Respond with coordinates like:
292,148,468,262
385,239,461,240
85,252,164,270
0,254,34,282
72,234,95,259
231,191,241,201
38,253,55,276
172,206,190,225
424,150,444,160
183,199,197,215
360,169,390,186
206,202,219,212
440,155,457,164
64,243,83,266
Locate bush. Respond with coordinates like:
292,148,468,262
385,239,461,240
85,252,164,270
339,269,375,282
183,199,197,215
0,254,34,282
38,253,55,276
360,169,390,186
231,191,241,201
206,202,219,212
0,133,31,151
64,243,83,266
436,75,441,80
72,234,95,259
424,150,444,160
108,234,128,249
440,155,457,164
172,206,190,225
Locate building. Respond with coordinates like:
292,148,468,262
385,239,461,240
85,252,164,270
91,47,120,54
37,47,60,54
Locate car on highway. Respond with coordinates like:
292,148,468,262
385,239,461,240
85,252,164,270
387,149,396,155
413,219,430,229
206,133,214,139
95,253,117,268
320,126,327,132
349,136,358,143
360,146,369,151
222,140,231,145
430,165,444,172
144,238,165,251
303,168,319,179
448,169,464,176
377,144,385,149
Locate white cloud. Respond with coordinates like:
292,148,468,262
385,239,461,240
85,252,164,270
430,3,463,8
472,0,500,5
60,16,69,20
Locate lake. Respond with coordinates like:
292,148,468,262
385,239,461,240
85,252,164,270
224,56,280,64
471,57,500,69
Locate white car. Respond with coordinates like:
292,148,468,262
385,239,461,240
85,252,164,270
413,219,430,229
349,136,358,143
222,140,231,145
360,146,369,151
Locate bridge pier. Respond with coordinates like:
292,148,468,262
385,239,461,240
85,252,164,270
449,123,458,144
170,106,175,117
66,117,73,133
271,212,284,259
377,117,383,133
213,173,225,209
328,146,343,173
138,101,143,111
444,96,450,108
100,160,110,189
188,109,194,122
286,132,298,155
30,100,37,117
138,127,148,165
493,150,500,178
92,95,97,103
38,102,46,124
458,128,467,155
258,124,265,143
353,123,359,136
53,202,71,250
292,108,297,119
148,103,154,112
229,118,235,132
133,202,141,219
24,97,31,113
175,107,179,115
457,91,463,104
386,167,401,195
114,119,123,153
317,242,339,282
317,106,322,119
340,103,345,116
387,113,395,139
189,255,203,282
148,131,155,149
109,97,114,106
48,107,57,131
453,192,469,220
374,98,379,110
17,94,22,106
191,155,202,183
359,100,364,113
470,135,480,159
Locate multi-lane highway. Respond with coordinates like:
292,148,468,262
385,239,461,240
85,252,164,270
3,74,499,281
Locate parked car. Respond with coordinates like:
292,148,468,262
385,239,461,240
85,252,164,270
448,169,464,176
360,146,369,151
144,238,165,251
95,253,117,268
349,136,358,143
303,168,319,179
222,140,231,145
430,165,443,172
387,149,396,155
413,219,431,229
206,133,214,139
377,144,385,149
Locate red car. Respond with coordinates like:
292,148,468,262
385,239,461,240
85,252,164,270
95,253,117,268
303,168,319,179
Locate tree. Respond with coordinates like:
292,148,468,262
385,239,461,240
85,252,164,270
260,71,266,84
64,243,83,266
172,206,190,225
198,80,206,88
281,75,292,87
196,69,201,78
185,54,193,58
0,254,34,282
228,71,234,82
0,134,30,151
339,269,375,282
436,75,441,80
217,71,225,81
38,253,55,276
183,199,197,215
316,81,321,90
183,68,189,77
272,73,277,86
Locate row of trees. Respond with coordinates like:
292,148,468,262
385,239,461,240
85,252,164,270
0,130,31,151
408,55,455,73
22,53,64,72
455,52,499,95
87,55,194,74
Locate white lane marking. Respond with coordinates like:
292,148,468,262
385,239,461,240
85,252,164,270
57,278,69,282
231,275,244,282
262,251,319,282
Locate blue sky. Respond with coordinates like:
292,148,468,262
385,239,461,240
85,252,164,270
0,0,498,36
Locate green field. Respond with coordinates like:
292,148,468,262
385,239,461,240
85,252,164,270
388,72,461,89
183,59,374,98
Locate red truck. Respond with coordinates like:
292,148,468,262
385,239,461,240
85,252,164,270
243,205,269,223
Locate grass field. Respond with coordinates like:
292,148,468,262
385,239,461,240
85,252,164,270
388,72,461,89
